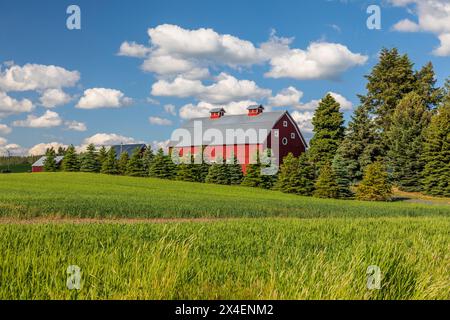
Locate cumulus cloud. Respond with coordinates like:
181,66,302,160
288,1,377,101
118,41,151,58
0,63,80,92
293,91,353,111
0,92,34,116
0,123,11,134
390,0,450,56
82,133,139,146
150,139,170,152
179,100,259,119
152,73,271,104
39,88,72,108
28,142,68,156
268,86,304,107
164,104,176,115
0,142,27,156
149,116,172,126
76,88,133,109
13,110,62,128
264,41,368,80
0,137,6,146
65,120,87,132
291,111,314,134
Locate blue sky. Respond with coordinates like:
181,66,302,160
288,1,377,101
0,0,449,155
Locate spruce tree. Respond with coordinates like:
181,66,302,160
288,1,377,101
356,161,392,201
142,146,154,176
415,62,443,110
97,146,108,168
313,162,340,199
275,153,298,192
192,152,210,183
117,152,129,175
126,147,145,177
421,102,450,196
62,144,80,172
241,151,263,188
176,154,197,182
149,148,176,179
332,151,353,198
101,148,118,175
227,154,243,185
205,157,229,185
80,144,100,173
291,153,315,196
308,93,345,171
43,148,57,172
387,92,431,191
57,146,66,156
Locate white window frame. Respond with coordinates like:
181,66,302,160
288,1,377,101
274,129,279,138
282,137,288,145
283,120,288,127
291,132,295,139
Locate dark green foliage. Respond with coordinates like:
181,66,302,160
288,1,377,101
356,162,392,201
43,148,57,172
275,153,297,192
205,158,229,185
149,148,176,180
61,145,80,172
97,146,108,168
313,162,340,199
276,152,315,196
80,144,100,173
227,155,243,185
332,151,353,198
141,146,154,176
414,62,443,110
308,93,345,171
117,152,129,175
101,148,118,175
176,154,197,182
126,147,145,177
387,92,431,191
57,146,66,156
241,152,263,188
421,103,450,196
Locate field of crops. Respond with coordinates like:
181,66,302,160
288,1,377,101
0,173,449,300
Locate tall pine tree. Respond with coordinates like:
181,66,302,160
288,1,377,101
126,147,145,177
97,146,108,168
43,148,57,172
80,144,100,173
101,148,118,175
62,145,80,172
227,154,243,185
117,152,129,175
313,162,340,199
149,148,176,179
142,146,154,176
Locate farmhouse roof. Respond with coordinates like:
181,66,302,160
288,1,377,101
168,111,306,147
32,156,64,167
110,144,146,159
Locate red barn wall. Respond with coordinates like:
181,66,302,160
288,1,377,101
32,166,43,173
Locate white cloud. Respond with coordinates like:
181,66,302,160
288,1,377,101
390,0,450,56
291,111,314,134
39,88,72,108
28,142,68,156
268,86,303,107
0,92,34,116
149,116,172,126
293,92,353,111
152,73,271,104
65,120,87,132
0,143,27,156
13,110,62,128
0,63,80,92
76,88,133,109
0,123,11,134
150,139,170,152
0,137,6,146
118,41,151,58
82,133,138,146
265,41,368,80
179,100,259,119
164,104,176,115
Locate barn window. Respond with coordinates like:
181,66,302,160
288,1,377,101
291,132,295,139
274,130,279,137
282,137,288,145
283,120,288,127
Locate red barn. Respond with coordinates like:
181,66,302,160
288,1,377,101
31,156,64,172
168,105,307,172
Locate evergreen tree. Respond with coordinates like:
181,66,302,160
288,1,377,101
241,151,263,188
292,153,315,196
332,151,353,198
62,144,80,172
57,146,66,156
227,154,243,185
126,147,145,177
308,93,345,171
176,154,197,182
313,162,340,199
141,146,154,176
356,161,392,201
101,148,118,175
387,92,431,191
80,144,100,173
97,146,107,168
149,148,176,179
117,152,129,175
421,102,450,196
275,153,298,192
43,148,57,172
205,157,229,185
192,152,210,183
415,62,443,110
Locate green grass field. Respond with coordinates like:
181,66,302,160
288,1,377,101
0,173,449,299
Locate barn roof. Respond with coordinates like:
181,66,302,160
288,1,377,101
168,111,305,147
32,156,64,167
110,144,146,159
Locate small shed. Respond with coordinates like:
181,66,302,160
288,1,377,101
31,156,64,172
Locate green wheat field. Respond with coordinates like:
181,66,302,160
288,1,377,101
0,173,449,299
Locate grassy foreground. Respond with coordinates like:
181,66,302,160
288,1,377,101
1,218,449,299
0,173,449,219
0,173,449,299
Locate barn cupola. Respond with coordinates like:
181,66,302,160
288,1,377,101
210,108,226,119
247,104,264,116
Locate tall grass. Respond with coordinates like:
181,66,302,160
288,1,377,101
0,218,449,299
0,173,449,219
